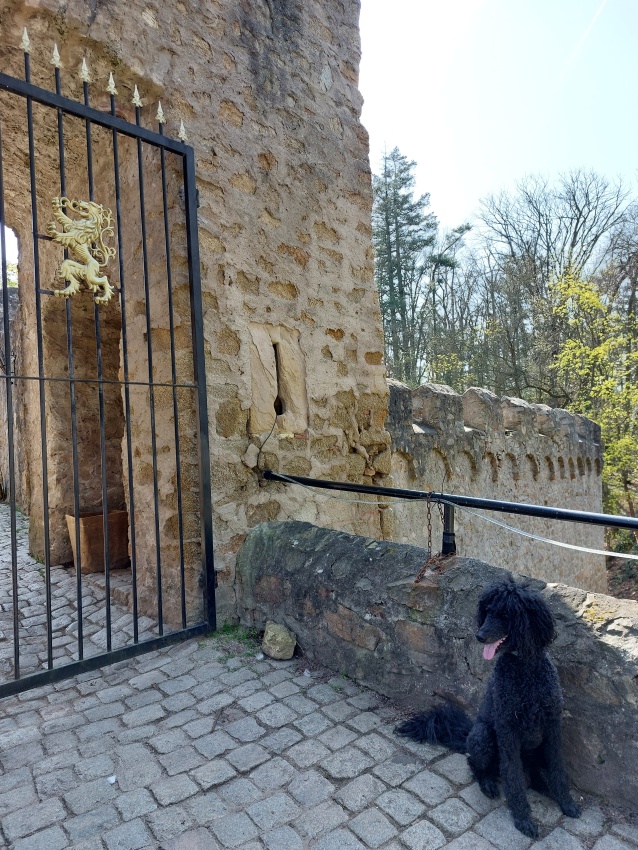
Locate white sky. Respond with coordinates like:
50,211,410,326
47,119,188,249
359,0,638,229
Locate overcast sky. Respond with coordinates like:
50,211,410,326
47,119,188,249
359,0,638,229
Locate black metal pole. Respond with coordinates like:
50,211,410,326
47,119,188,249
159,134,187,629
83,79,113,652
262,470,638,532
0,114,21,679
183,146,216,631
25,50,53,677
442,503,456,555
55,64,84,663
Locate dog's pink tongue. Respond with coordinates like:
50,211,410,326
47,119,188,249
483,642,499,661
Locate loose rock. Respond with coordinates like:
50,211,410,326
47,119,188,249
262,621,296,660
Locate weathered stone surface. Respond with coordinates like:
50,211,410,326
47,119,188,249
262,622,296,661
386,381,606,592
0,0,391,627
237,520,638,812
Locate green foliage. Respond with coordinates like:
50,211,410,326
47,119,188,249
215,623,261,645
372,154,638,541
6,261,18,287
550,273,638,535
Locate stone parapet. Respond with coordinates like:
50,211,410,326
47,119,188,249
237,520,638,813
385,381,606,592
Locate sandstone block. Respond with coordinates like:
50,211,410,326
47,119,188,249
412,383,462,432
262,621,296,660
462,387,502,431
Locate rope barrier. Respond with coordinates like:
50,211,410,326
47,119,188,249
268,472,638,561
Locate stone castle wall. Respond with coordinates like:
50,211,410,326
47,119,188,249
0,0,391,623
384,381,606,593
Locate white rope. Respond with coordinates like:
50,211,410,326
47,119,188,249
269,473,638,560
438,497,638,560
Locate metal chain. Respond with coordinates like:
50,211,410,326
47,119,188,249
414,492,453,584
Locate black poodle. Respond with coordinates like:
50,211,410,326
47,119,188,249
396,577,581,838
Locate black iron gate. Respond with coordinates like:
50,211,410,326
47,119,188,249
0,37,215,697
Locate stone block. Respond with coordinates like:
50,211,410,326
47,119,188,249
262,622,296,660
324,605,382,650
401,819,447,850
501,396,536,433
462,387,503,431
413,383,463,432
349,809,398,847
376,789,425,826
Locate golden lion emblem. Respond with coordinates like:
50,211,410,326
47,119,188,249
47,197,117,304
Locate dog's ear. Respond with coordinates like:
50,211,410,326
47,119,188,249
508,587,556,655
524,592,556,648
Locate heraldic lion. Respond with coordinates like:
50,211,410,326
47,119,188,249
47,197,117,304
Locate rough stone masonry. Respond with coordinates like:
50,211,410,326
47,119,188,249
0,0,390,625
237,520,638,813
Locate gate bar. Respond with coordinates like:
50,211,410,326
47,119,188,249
158,132,188,630
0,72,189,154
0,623,210,699
135,103,164,635
0,117,21,677
25,49,53,678
55,63,85,661
110,92,140,642
83,78,114,651
183,147,216,630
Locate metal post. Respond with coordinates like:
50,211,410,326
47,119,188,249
442,503,456,555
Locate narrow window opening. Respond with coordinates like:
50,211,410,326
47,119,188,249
273,343,286,416
2,226,19,289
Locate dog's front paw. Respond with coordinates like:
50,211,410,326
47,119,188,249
561,800,581,819
478,777,500,799
514,817,539,839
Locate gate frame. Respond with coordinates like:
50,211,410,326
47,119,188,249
0,61,216,698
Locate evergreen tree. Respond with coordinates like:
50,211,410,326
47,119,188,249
372,148,438,385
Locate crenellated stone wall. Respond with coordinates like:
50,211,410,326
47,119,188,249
384,381,606,592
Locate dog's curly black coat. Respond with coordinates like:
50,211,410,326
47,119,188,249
396,578,581,838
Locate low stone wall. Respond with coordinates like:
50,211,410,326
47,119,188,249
386,381,607,593
237,520,638,813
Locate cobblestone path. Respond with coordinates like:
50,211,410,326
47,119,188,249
0,633,636,850
0,504,158,683
0,505,636,849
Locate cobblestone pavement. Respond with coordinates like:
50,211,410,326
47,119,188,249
0,632,636,850
0,504,158,683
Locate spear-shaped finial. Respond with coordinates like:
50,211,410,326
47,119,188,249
107,72,117,96
156,101,166,125
20,27,31,53
132,85,142,107
51,43,62,68
178,120,188,142
79,57,91,83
